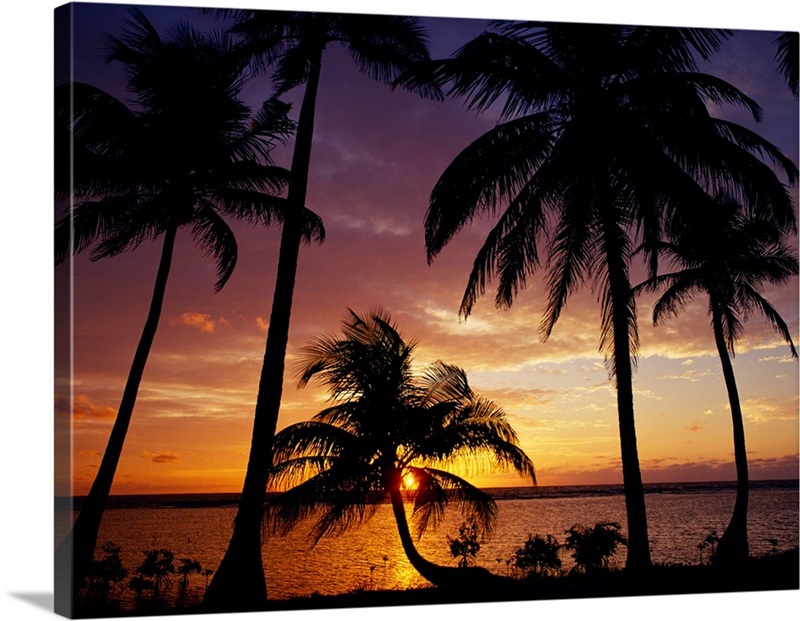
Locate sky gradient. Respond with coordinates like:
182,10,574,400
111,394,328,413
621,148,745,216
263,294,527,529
55,1,799,496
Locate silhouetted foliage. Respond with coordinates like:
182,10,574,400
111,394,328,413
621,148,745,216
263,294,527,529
635,197,798,564
134,549,176,595
447,515,482,568
565,522,627,574
84,542,128,602
513,534,562,577
698,529,721,565
408,20,797,573
265,309,535,588
774,32,799,97
54,7,315,594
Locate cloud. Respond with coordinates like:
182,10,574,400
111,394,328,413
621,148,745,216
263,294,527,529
685,422,703,432
175,312,227,334
256,316,269,331
64,394,117,421
141,449,180,464
741,396,800,424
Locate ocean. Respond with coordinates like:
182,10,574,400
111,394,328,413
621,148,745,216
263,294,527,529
56,480,799,608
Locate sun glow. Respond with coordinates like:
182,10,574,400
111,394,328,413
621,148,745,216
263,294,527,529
402,471,418,490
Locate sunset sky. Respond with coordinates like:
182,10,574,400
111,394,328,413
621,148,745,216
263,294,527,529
55,1,799,496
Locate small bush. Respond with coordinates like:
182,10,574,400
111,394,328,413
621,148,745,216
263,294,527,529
698,529,720,564
513,534,562,577
447,515,481,568
565,522,627,574
85,541,128,602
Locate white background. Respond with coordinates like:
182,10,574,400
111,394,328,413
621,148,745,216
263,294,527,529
2,1,798,620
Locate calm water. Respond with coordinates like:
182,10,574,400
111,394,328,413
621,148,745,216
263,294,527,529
57,480,798,607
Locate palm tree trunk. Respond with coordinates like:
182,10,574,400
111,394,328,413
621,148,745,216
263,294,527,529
57,224,178,603
203,46,324,612
603,224,651,572
712,308,749,564
387,473,504,589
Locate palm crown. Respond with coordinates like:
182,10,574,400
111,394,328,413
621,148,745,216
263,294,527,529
55,8,323,287
266,309,536,544
637,197,798,358
415,23,796,336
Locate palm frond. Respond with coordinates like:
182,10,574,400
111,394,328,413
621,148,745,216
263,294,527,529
426,112,555,262
774,32,799,97
190,205,237,291
409,467,497,538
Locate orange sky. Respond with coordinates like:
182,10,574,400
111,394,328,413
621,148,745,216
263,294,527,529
55,3,799,497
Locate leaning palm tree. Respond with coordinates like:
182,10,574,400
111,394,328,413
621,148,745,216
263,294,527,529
54,9,322,599
204,11,434,610
399,22,797,571
266,308,536,588
635,197,798,565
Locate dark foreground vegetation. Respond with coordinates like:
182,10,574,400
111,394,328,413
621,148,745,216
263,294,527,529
271,548,800,611
73,548,798,618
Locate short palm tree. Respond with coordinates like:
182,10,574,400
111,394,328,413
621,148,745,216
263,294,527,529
635,197,798,565
399,22,797,571
54,9,321,597
265,309,536,589
204,11,434,610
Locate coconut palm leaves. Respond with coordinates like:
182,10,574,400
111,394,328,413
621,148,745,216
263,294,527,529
266,309,535,586
635,197,798,564
54,9,322,597
774,32,799,97
401,21,797,571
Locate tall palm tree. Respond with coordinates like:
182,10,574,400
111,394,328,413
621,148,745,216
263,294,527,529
204,11,434,610
399,22,797,572
266,308,536,588
634,197,798,564
54,9,321,600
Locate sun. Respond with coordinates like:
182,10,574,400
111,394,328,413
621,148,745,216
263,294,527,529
402,471,418,490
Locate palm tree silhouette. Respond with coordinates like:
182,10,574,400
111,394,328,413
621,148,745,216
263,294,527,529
634,197,798,564
774,32,799,97
54,9,320,596
400,22,797,571
204,11,434,610
266,308,535,588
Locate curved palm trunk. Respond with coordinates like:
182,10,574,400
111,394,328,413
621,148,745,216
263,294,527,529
203,47,323,612
387,471,505,590
56,224,178,602
603,219,652,573
712,308,749,565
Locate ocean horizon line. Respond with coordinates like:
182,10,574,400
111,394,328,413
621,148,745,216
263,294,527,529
57,478,799,509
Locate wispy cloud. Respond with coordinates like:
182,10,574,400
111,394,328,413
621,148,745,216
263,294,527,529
141,449,180,464
67,394,117,421
175,312,228,334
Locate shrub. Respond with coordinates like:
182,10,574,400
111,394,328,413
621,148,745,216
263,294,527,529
513,534,562,577
447,515,481,568
564,521,627,574
85,541,128,602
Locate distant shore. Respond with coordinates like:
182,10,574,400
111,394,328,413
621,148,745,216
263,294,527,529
57,478,800,510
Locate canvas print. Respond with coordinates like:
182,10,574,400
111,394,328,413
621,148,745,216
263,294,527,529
54,1,799,618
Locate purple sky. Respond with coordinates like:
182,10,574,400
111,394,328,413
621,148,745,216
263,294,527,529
2,1,799,620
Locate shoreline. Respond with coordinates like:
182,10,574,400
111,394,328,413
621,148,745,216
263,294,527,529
75,549,799,618
267,548,800,611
